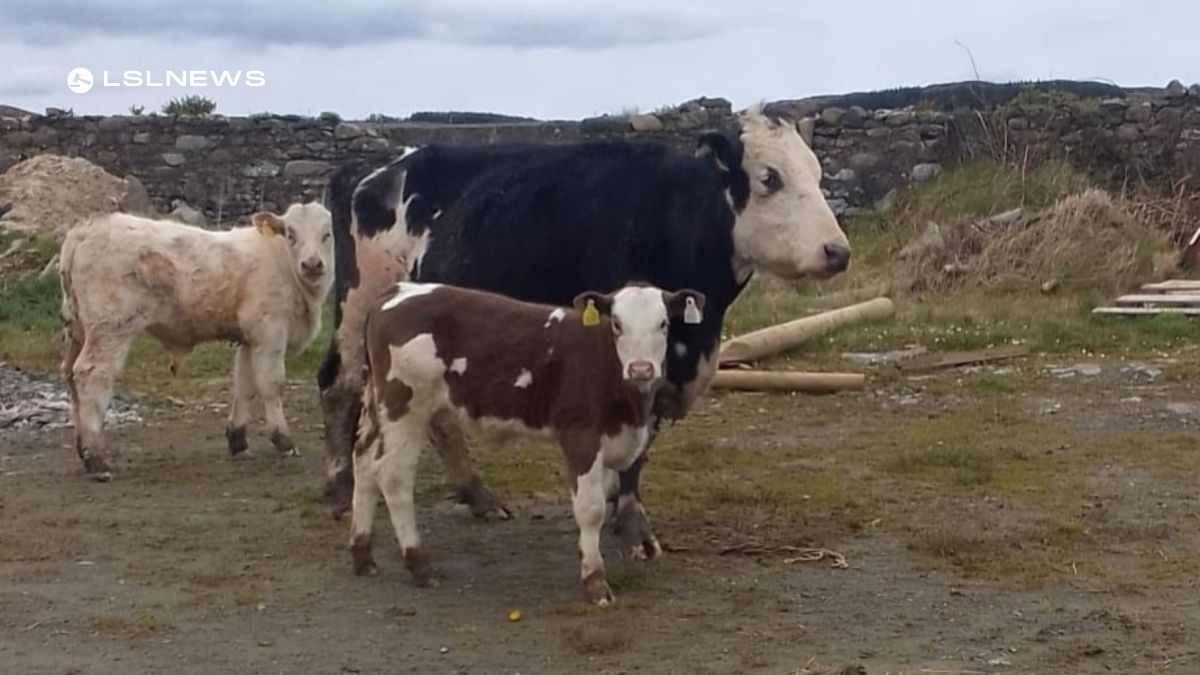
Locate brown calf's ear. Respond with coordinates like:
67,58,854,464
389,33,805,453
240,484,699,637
664,289,706,324
572,291,614,326
251,212,285,237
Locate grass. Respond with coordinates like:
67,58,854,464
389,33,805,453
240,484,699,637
887,445,995,486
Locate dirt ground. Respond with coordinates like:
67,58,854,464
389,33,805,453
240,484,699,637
2,356,1199,675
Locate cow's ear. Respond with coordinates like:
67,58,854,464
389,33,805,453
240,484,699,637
572,291,614,316
695,132,741,173
664,289,706,324
252,212,285,236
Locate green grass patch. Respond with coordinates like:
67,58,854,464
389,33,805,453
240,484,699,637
887,445,995,486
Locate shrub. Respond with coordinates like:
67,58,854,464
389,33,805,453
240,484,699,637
162,95,217,116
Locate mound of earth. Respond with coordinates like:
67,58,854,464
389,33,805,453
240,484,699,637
893,189,1177,293
0,154,151,240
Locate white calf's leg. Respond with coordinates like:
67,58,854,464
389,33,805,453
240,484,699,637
250,342,296,456
573,453,613,605
377,415,438,586
225,346,255,456
349,454,382,576
70,333,134,481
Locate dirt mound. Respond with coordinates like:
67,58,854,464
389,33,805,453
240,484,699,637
0,154,151,240
894,189,1177,293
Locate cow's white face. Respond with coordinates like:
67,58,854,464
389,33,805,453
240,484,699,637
253,202,334,289
731,109,851,280
573,286,706,391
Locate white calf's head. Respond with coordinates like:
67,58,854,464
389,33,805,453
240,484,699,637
252,202,334,289
573,285,706,390
698,108,851,280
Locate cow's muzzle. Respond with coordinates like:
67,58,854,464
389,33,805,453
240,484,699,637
626,361,656,381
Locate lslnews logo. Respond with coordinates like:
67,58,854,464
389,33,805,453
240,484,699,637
66,67,266,94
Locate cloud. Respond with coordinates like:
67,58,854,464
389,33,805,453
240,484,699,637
0,78,56,98
0,0,724,50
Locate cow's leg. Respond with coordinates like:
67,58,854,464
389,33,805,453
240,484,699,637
572,451,613,605
61,321,85,435
429,409,511,520
250,342,297,456
225,345,255,456
70,333,133,481
377,414,439,587
613,450,663,560
319,339,362,519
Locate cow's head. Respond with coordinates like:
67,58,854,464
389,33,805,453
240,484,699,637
252,202,334,290
697,107,850,280
573,285,707,391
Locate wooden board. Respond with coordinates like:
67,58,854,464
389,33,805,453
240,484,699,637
1140,280,1200,292
710,371,865,392
718,297,895,365
896,344,1030,373
1093,306,1200,315
1115,294,1200,304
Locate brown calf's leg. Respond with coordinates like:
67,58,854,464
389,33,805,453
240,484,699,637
225,345,255,456
429,409,511,520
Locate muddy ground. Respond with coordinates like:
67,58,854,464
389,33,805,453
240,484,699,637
2,356,1199,675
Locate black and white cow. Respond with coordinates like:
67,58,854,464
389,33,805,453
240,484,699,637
318,108,850,558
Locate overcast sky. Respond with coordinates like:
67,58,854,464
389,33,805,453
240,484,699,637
0,0,1195,120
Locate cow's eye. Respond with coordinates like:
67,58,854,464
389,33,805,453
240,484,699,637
322,232,331,242
285,229,296,242
612,319,623,336
659,320,668,331
761,168,783,193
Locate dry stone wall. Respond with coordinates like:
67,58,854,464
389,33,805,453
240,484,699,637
1,83,1197,225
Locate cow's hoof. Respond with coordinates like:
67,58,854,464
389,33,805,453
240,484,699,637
353,560,379,576
615,502,661,561
458,477,512,521
583,572,615,606
403,547,440,587
225,426,249,456
350,541,377,576
269,431,298,457
82,456,113,482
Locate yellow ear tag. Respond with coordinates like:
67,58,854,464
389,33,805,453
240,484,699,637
683,297,702,325
582,299,601,327
256,220,275,237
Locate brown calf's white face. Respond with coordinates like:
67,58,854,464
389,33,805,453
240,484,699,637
734,109,851,280
574,286,706,390
253,202,334,288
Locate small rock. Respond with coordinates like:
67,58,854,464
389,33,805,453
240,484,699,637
1166,79,1187,97
161,153,186,167
1190,84,1200,98
439,646,449,654
629,114,664,132
1165,402,1199,417
174,135,211,151
132,132,151,144
1115,124,1141,142
911,162,942,182
821,107,846,125
830,168,857,182
334,123,366,139
348,136,391,152
283,160,332,177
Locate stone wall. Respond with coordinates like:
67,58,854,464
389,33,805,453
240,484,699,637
1,83,1197,225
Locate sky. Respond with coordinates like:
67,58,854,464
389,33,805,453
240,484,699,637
0,0,1195,120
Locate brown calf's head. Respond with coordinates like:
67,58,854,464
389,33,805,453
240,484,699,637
573,285,706,390
252,201,335,289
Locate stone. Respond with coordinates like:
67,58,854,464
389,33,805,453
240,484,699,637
1115,123,1141,142
169,199,207,227
282,160,331,177
1182,129,1200,142
1061,130,1084,144
841,106,867,128
629,114,664,132
334,123,366,139
580,115,632,134
830,168,857,182
175,134,211,151
884,111,914,126
874,188,900,213
45,107,69,118
1124,103,1152,123
348,136,391,152
1190,84,1200,98
820,107,845,125
911,163,942,182
1166,79,1187,97
1006,117,1028,131
848,152,881,170
132,132,151,144
865,127,891,139
97,117,125,130
242,162,280,178
207,148,234,163
161,153,186,167
305,141,330,152
825,198,848,216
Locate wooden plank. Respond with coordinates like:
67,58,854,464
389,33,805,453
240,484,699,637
1093,306,1200,315
710,371,865,392
1115,294,1200,304
1140,280,1200,292
718,297,895,365
896,344,1029,373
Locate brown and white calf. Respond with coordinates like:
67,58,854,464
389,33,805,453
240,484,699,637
59,203,334,480
350,282,705,604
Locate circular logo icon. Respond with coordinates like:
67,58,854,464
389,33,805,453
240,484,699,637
67,67,93,94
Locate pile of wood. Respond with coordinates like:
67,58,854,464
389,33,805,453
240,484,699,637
1092,280,1200,315
711,297,894,393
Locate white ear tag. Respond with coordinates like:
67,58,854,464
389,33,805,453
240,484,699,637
683,297,702,325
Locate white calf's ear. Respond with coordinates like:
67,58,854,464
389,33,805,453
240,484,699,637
252,212,285,237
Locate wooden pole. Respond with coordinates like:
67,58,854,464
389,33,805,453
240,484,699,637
719,297,895,366
710,370,865,392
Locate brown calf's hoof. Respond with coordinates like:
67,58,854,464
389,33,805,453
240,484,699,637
615,502,662,561
82,455,113,482
457,476,513,521
583,571,615,606
269,431,299,457
403,547,441,588
225,426,249,456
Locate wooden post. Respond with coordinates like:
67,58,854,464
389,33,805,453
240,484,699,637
710,371,865,392
719,297,895,366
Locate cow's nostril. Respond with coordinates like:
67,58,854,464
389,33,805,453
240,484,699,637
823,244,851,273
